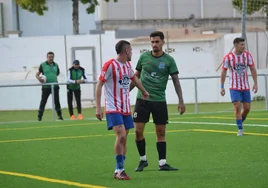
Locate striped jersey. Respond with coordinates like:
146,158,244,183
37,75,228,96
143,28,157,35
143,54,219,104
99,59,135,115
222,51,254,90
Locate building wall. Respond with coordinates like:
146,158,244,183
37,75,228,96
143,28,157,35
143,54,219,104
0,31,267,110
99,0,265,20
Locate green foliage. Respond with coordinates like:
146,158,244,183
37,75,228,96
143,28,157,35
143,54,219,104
80,0,118,14
15,0,48,15
15,0,118,15
232,0,268,15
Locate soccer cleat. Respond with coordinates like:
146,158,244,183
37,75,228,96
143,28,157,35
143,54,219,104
237,129,244,136
38,116,42,121
77,114,83,120
158,163,178,171
58,116,63,120
135,160,148,172
70,115,76,120
114,171,130,180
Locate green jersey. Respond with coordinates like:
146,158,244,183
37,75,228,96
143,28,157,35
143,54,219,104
39,61,60,88
136,51,179,101
67,67,88,90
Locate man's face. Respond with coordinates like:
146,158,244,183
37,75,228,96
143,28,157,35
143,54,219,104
235,41,245,53
125,45,132,61
47,54,54,63
150,36,164,53
73,64,80,69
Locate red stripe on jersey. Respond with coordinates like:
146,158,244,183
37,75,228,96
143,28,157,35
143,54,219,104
111,63,118,111
237,56,242,90
114,61,123,113
99,60,113,82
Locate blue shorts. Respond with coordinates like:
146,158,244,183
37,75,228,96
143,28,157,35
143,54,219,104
230,89,251,103
106,113,134,131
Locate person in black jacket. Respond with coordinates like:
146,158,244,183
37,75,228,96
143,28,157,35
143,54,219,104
67,60,89,120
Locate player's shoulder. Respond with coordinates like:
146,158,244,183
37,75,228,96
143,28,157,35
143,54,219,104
139,51,151,58
162,52,176,64
79,66,85,71
102,59,115,70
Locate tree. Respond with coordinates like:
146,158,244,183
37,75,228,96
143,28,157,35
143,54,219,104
232,0,268,30
15,0,118,34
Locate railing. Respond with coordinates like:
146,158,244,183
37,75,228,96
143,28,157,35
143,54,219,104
0,74,267,121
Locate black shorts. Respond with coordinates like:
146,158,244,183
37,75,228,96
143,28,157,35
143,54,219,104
133,98,168,125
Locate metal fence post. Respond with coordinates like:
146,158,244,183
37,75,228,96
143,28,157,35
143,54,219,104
265,74,268,110
194,78,198,114
51,84,56,121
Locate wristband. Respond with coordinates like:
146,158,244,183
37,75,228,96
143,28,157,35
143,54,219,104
220,84,224,89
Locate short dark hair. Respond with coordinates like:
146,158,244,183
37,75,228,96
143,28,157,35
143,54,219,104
233,37,245,45
47,51,54,56
150,31,165,40
115,40,130,54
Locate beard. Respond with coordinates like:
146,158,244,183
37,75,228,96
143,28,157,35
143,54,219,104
153,47,159,53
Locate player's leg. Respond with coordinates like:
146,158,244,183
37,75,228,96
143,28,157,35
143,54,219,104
106,113,130,180
38,87,51,121
152,101,178,171
67,89,75,120
54,87,63,120
230,90,243,136
133,99,150,172
122,115,134,165
74,89,83,120
241,90,251,123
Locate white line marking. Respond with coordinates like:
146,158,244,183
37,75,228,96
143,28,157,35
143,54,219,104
168,121,268,128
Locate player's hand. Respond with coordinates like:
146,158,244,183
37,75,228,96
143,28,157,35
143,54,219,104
142,91,149,100
252,84,258,93
96,107,103,121
220,88,225,96
77,80,83,84
178,103,186,115
37,77,44,83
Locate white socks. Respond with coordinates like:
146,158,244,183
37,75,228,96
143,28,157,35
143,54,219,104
159,159,166,166
140,155,147,161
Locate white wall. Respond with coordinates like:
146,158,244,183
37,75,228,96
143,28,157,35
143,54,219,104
18,0,96,37
0,32,267,110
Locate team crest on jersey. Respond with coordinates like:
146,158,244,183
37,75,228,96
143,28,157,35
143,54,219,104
159,62,165,69
118,74,130,87
234,63,247,75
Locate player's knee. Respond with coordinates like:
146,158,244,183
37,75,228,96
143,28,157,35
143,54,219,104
135,129,144,140
117,134,127,145
156,129,166,139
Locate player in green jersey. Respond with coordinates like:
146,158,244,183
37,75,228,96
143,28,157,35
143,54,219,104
130,31,186,172
36,52,63,121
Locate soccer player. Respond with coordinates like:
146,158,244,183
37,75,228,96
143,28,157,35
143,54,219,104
130,31,186,172
95,40,149,180
67,60,89,120
220,37,258,136
36,52,63,121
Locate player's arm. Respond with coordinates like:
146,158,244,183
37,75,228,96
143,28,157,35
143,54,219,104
36,64,43,82
131,75,149,99
95,80,104,121
130,55,143,91
171,74,184,104
220,55,229,96
248,53,258,93
220,69,227,87
67,69,76,83
82,69,89,83
129,71,140,91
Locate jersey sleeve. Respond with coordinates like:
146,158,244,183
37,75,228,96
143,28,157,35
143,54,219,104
169,58,179,75
136,55,143,72
247,53,255,67
38,64,43,74
127,62,135,80
222,55,229,70
99,61,112,82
